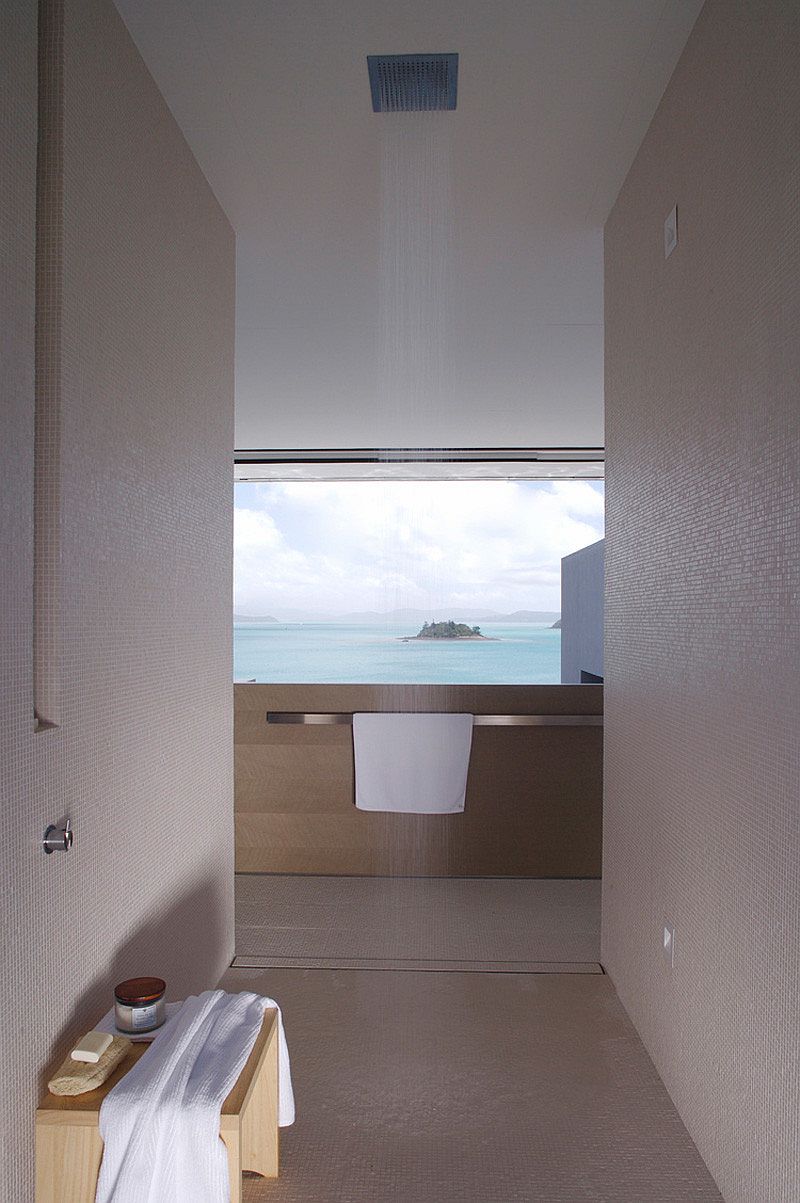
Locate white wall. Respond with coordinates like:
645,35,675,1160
0,1,235,1196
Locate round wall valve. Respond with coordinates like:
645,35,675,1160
43,818,73,854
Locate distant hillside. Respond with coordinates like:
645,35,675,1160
338,607,559,624
503,610,560,623
234,607,561,624
551,618,562,629
340,607,491,624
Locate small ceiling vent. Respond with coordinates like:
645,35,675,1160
367,53,458,113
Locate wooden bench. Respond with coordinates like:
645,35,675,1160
36,1007,279,1203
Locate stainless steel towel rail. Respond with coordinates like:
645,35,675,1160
266,712,602,727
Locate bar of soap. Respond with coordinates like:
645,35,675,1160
71,1030,113,1063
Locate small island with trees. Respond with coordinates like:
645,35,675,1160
400,620,496,642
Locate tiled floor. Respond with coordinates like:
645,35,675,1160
220,966,723,1202
234,875,602,971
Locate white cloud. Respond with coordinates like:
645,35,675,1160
234,480,603,615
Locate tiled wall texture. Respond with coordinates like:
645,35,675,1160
0,0,235,1197
602,2,800,1200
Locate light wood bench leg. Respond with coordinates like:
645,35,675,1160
241,1020,279,1179
36,1120,103,1203
221,1127,242,1203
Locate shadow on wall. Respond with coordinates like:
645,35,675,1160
39,867,231,1094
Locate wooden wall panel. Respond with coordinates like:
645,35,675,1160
234,684,602,877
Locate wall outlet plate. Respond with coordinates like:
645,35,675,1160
662,921,675,968
664,205,678,258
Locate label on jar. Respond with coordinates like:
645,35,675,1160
131,1003,159,1030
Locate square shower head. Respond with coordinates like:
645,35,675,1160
367,54,458,113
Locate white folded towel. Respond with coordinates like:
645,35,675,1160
96,989,294,1203
353,712,473,813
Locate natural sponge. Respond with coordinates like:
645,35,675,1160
48,1035,133,1096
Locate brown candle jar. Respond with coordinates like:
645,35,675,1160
114,977,167,1034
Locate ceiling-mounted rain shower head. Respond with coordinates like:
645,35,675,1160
367,53,458,113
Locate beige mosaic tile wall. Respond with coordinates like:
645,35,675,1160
602,2,800,1200
0,0,235,1197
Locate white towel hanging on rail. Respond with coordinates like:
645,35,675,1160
353,712,473,813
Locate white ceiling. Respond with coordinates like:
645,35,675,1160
114,0,703,451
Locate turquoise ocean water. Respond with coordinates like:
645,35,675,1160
234,622,561,685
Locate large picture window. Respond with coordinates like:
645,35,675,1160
234,478,604,684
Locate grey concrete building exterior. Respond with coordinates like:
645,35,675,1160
561,539,604,683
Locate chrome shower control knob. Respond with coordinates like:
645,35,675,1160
43,818,73,854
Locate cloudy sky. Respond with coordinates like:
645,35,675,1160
234,480,604,617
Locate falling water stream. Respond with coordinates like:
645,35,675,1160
378,113,454,438
376,112,458,877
